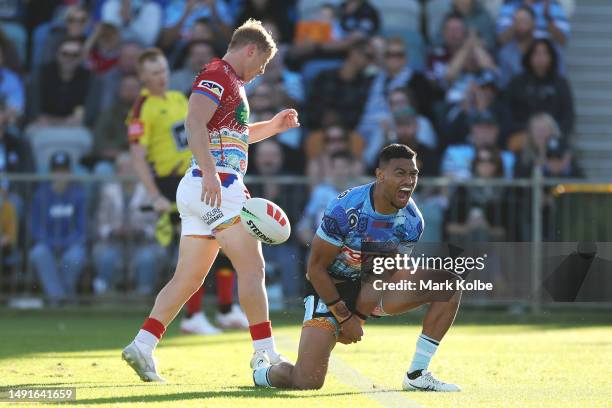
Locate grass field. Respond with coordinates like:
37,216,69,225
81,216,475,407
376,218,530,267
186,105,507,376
0,307,610,408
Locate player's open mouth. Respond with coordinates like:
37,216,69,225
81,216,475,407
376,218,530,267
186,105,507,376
397,187,412,203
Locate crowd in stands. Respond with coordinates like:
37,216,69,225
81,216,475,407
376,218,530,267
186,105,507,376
0,0,579,302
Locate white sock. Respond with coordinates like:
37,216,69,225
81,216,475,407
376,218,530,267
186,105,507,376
135,329,159,355
253,337,277,357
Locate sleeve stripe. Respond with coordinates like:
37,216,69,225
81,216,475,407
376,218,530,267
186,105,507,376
192,89,220,105
130,95,148,119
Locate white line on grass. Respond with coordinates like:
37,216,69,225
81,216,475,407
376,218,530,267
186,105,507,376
276,335,422,408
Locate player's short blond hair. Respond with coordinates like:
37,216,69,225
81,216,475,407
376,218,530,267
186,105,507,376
137,47,166,72
228,18,277,57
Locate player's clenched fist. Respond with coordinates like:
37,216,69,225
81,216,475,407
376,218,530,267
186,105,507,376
271,109,300,133
201,172,222,207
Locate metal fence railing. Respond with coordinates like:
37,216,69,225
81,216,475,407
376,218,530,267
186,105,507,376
1,172,611,309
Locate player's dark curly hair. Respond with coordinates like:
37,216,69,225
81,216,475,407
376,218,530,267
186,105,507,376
378,144,416,168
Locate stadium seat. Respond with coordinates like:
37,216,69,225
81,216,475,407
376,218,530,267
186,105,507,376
25,126,93,173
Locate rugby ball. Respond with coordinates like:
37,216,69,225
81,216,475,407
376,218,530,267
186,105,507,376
240,198,291,245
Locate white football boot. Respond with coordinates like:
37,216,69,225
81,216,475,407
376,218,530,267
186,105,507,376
250,350,272,370
121,342,165,382
180,312,222,335
402,370,461,392
216,304,249,330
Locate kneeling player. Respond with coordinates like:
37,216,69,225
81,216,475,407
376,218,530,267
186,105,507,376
253,144,462,391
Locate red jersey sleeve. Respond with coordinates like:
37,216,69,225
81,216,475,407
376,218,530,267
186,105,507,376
191,64,229,106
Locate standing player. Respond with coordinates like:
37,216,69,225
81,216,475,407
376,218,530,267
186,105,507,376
125,48,246,336
253,144,462,391
122,19,300,381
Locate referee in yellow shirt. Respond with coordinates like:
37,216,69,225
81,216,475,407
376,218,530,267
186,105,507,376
127,48,191,211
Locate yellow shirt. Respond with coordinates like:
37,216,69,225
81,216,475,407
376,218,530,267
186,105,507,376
126,89,192,177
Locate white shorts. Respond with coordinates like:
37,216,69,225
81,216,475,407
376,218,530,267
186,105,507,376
176,166,250,238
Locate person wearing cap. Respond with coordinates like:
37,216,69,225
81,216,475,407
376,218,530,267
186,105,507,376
28,152,87,303
441,110,515,179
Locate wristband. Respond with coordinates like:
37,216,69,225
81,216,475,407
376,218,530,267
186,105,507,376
354,310,368,321
325,297,342,307
338,313,353,325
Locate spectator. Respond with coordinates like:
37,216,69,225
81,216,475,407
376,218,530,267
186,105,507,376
169,40,214,95
92,153,165,295
33,37,90,127
304,38,374,131
249,139,303,298
444,30,497,105
505,38,574,136
384,107,440,177
446,0,496,51
497,6,536,88
100,0,162,46
250,108,303,171
497,0,570,46
236,0,296,44
339,0,380,38
514,112,579,177
442,70,514,146
0,98,34,173
541,136,581,178
287,1,378,82
82,20,122,75
427,12,468,92
88,41,143,122
386,88,438,148
445,147,508,241
160,0,233,50
441,111,515,179
0,46,24,123
92,74,141,167
29,152,87,303
38,5,91,68
168,17,225,68
360,37,435,134
306,124,364,182
296,150,354,246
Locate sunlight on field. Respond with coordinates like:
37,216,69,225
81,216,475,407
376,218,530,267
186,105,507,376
0,310,610,408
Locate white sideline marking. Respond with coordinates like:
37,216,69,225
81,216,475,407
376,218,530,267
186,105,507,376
276,335,421,408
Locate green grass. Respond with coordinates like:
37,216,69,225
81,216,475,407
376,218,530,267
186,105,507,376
0,308,611,407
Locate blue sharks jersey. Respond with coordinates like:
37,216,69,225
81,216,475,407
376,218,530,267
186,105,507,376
315,182,424,281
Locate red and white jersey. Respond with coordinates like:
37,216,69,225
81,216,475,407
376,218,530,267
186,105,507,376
191,58,250,176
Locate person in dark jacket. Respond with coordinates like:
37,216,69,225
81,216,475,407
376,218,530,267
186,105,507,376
505,38,574,136
28,152,87,303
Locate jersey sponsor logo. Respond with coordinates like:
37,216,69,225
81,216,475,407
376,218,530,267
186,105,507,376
197,80,224,99
246,219,275,244
203,207,224,225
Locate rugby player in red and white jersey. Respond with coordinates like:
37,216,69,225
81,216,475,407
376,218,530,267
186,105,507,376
122,19,300,382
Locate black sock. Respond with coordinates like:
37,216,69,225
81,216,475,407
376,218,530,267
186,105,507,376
407,369,423,380
218,304,232,314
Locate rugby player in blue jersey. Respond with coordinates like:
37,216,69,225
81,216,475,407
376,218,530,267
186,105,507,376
253,144,462,391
